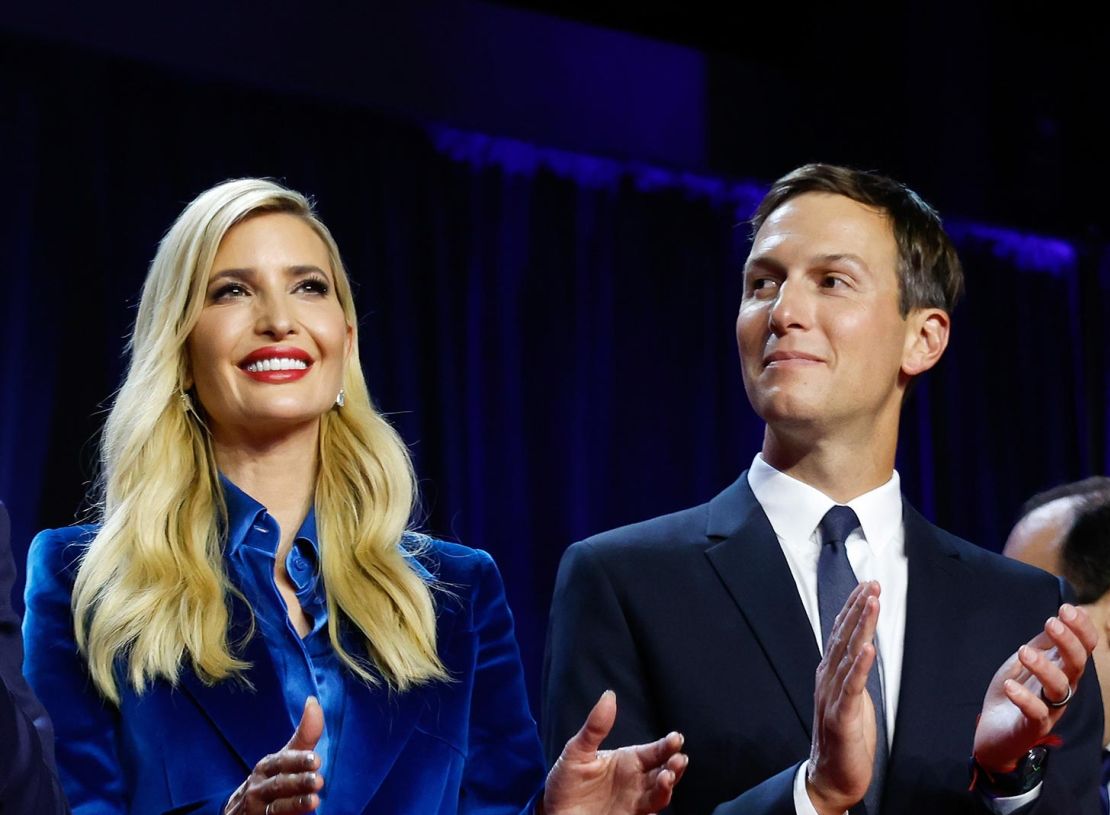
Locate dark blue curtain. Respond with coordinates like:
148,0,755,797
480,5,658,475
3,35,1109,714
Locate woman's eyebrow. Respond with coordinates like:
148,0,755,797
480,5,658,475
286,264,331,281
209,267,257,284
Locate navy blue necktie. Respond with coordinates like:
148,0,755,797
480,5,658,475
817,505,887,815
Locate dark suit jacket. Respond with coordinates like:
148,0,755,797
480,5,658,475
1,502,69,813
24,525,545,815
542,474,1103,814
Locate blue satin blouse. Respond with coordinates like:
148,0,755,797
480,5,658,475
221,477,345,811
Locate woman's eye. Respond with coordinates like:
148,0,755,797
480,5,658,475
211,283,248,301
297,277,330,296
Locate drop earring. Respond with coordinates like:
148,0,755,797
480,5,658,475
335,389,346,408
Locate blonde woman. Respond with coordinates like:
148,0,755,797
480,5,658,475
23,179,686,815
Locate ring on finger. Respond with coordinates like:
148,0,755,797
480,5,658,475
1041,684,1073,708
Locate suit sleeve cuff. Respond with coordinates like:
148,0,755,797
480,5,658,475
793,760,843,815
794,758,1041,815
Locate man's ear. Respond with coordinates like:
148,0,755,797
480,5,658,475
901,308,950,377
1096,598,1110,637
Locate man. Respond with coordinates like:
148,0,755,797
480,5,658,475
1003,478,1110,588
1,501,69,812
1004,481,1110,810
543,164,1102,814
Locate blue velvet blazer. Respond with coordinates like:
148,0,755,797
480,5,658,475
23,526,546,815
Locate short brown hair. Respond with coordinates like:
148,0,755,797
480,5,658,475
751,164,964,316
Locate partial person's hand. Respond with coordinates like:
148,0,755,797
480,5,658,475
541,690,687,815
224,697,325,815
806,581,881,815
973,603,1097,773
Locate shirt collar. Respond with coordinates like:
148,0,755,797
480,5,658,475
748,453,902,551
219,474,320,561
220,474,268,555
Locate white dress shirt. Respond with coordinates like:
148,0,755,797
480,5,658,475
746,454,1036,815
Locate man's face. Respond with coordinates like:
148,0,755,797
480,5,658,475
737,192,919,436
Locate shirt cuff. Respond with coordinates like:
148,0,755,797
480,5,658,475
793,760,841,815
981,781,1042,815
793,757,1040,815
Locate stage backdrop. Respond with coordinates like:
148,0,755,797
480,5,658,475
3,36,1109,715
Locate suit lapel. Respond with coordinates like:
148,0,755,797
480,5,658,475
176,595,290,771
704,474,822,737
886,505,969,789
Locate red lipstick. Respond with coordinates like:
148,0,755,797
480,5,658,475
239,346,313,383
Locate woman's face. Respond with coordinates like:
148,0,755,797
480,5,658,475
187,212,352,442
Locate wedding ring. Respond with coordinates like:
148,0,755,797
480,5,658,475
1041,684,1072,708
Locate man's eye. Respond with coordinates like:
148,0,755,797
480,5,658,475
821,275,848,289
750,277,779,293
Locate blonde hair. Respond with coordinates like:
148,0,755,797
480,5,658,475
73,179,447,703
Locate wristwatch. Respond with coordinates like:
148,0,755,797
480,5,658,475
971,746,1049,797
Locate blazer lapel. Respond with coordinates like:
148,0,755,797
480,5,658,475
176,595,291,772
325,618,440,814
176,601,431,814
704,473,822,737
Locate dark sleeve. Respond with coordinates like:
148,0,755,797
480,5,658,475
710,764,799,815
0,681,70,813
0,505,70,813
541,539,661,764
462,550,546,814
543,538,803,815
24,527,126,814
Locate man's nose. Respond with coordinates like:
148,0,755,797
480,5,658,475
768,279,809,334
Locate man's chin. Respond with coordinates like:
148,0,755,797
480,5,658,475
751,393,825,428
